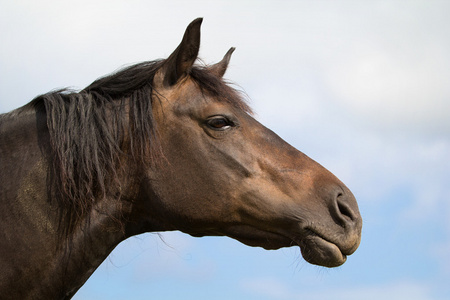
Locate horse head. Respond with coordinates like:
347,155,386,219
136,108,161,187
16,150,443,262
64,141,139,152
130,18,362,268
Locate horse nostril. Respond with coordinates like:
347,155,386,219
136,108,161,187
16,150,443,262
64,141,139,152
337,198,355,222
324,184,361,233
332,188,361,229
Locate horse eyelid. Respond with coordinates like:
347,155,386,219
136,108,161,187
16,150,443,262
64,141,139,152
205,116,235,131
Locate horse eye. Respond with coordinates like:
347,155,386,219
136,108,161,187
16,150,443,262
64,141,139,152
206,117,233,130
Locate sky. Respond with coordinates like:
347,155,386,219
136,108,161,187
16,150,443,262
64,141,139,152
1,1,449,299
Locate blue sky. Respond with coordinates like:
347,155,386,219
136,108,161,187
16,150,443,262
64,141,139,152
1,1,449,299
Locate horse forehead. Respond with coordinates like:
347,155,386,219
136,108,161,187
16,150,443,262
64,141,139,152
159,78,228,116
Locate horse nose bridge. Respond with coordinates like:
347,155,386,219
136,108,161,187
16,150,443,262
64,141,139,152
253,129,362,230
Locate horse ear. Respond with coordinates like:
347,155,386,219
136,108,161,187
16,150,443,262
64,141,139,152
209,47,235,77
157,18,203,87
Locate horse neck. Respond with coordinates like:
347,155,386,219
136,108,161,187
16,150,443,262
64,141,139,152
57,198,129,298
0,108,128,299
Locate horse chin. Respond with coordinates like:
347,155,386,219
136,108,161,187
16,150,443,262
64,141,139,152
296,231,347,268
223,225,293,250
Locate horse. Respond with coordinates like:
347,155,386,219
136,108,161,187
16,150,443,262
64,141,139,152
0,18,362,299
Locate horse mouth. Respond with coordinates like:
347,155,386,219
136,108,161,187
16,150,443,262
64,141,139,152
295,229,348,268
222,225,355,268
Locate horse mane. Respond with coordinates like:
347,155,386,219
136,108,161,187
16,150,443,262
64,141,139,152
26,59,251,228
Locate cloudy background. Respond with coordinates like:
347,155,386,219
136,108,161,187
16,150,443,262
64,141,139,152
1,1,449,299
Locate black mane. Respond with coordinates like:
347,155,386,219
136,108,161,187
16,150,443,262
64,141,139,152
26,59,251,227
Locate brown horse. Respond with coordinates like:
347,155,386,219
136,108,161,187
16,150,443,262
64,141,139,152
0,18,362,299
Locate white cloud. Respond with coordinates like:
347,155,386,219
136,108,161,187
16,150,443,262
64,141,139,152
325,39,450,135
336,10,449,135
